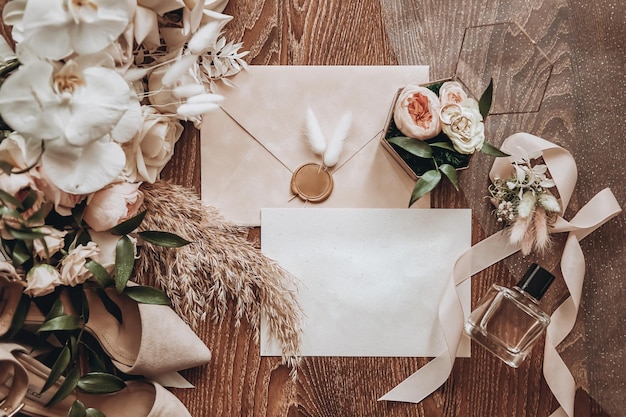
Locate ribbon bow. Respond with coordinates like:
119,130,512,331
380,133,622,417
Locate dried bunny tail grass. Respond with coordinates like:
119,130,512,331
532,207,551,254
134,181,303,368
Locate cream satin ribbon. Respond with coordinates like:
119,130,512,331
380,133,622,417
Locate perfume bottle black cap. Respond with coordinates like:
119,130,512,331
515,263,555,300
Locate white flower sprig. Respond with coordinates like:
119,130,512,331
489,147,561,255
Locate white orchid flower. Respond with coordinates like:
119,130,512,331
19,0,133,60
0,60,131,146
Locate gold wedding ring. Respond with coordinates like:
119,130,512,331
439,103,464,125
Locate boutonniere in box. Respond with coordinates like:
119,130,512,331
382,79,507,206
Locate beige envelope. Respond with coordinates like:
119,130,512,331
200,66,430,226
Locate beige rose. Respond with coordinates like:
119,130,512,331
33,227,68,259
60,242,100,287
25,264,62,297
441,98,485,154
83,182,144,232
393,84,441,140
438,81,468,106
122,106,184,183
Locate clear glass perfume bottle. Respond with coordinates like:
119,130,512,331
464,263,555,367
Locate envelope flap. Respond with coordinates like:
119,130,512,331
215,66,429,172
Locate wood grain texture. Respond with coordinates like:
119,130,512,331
1,0,623,416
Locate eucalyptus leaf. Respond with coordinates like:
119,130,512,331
429,141,456,152
409,169,442,207
68,400,87,417
0,206,21,219
480,142,509,157
479,78,493,118
38,315,81,333
85,344,108,373
8,293,31,338
42,345,71,394
85,259,112,287
109,210,147,236
86,408,107,417
21,189,38,212
138,231,192,248
388,136,432,159
77,372,126,394
72,200,88,228
124,286,171,305
439,164,459,191
114,235,134,293
46,366,79,407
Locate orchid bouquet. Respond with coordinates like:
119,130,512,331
0,0,247,414
384,80,507,206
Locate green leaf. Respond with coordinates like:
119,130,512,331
11,240,31,266
0,160,14,174
138,231,192,248
26,204,52,226
8,293,31,338
41,345,71,394
109,210,147,236
72,199,87,227
439,164,459,191
84,344,108,373
86,408,106,417
68,400,87,417
480,142,509,157
114,235,134,293
5,224,47,241
409,169,442,207
429,141,456,152
387,136,432,158
0,205,21,219
0,189,22,209
85,259,112,287
38,315,81,333
20,189,38,212
77,372,126,394
124,286,171,305
479,78,493,118
45,297,65,322
46,366,79,407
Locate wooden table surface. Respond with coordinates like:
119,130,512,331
4,0,625,416
164,1,625,416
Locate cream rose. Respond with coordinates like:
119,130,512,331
121,106,184,183
393,85,441,140
33,227,68,259
83,182,144,232
438,81,468,106
441,98,485,154
30,166,84,216
59,242,100,287
25,264,62,297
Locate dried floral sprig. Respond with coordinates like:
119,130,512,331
489,147,561,255
135,182,303,371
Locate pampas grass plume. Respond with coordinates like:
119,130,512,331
305,107,326,156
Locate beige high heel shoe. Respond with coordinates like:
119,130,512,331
0,342,193,417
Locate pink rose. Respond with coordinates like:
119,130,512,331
30,166,84,216
83,182,144,232
393,84,441,140
25,264,62,297
59,242,100,287
33,227,68,259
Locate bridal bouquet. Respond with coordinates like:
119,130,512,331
0,0,248,415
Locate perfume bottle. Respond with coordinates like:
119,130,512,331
464,263,555,367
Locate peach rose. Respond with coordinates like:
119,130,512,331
59,242,100,287
438,81,468,106
25,264,62,297
393,84,441,140
83,182,144,232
